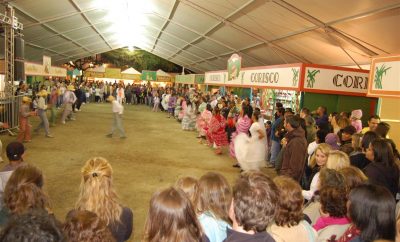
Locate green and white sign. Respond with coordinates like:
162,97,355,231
368,56,400,98
239,66,301,89
227,54,241,82
141,71,157,81
303,66,369,95
205,71,227,85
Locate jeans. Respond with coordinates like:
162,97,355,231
35,109,50,135
110,113,126,137
270,140,281,166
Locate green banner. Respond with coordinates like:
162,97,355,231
194,74,205,84
105,68,121,79
176,75,194,84
141,71,157,81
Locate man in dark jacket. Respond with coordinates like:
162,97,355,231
280,115,308,183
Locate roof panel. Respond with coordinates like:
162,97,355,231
47,14,90,33
162,21,200,42
241,45,300,65
196,38,231,55
23,25,56,40
184,45,212,59
63,27,99,40
232,2,314,40
172,3,219,33
13,0,77,20
190,0,249,18
284,0,400,23
158,34,188,49
76,36,104,46
207,25,260,50
30,35,70,48
177,51,202,62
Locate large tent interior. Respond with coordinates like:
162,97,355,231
2,0,400,72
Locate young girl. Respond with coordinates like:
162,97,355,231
182,99,196,131
17,96,36,143
196,172,232,242
152,93,160,112
207,107,229,155
197,104,212,143
175,176,198,206
303,143,331,200
74,157,133,242
350,109,362,133
167,92,177,118
143,187,208,242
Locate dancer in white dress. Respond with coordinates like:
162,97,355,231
234,109,266,171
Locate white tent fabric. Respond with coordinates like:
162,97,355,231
156,69,170,76
121,67,141,75
4,0,400,73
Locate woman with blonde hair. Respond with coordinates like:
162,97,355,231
196,172,232,242
326,150,350,170
74,157,133,242
143,187,209,242
303,143,331,200
0,164,51,226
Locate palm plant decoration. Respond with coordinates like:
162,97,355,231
291,68,299,87
306,70,320,88
374,64,391,89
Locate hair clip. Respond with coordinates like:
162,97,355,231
92,172,98,178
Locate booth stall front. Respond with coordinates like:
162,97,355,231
25,56,67,91
301,64,377,125
175,74,205,90
368,55,400,147
83,65,105,82
204,71,230,96
141,70,173,87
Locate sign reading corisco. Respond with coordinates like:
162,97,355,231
239,66,301,89
368,55,400,98
205,71,228,85
303,66,369,95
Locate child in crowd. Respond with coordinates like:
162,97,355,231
350,109,362,133
175,176,198,205
269,176,317,242
17,96,35,143
64,210,116,242
152,93,160,112
143,187,209,242
74,157,133,242
196,172,232,242
225,171,277,242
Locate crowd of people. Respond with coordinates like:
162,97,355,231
0,81,399,241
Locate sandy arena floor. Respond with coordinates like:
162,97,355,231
0,103,276,242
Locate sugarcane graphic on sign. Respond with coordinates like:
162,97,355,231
307,69,320,88
291,68,299,87
374,64,391,89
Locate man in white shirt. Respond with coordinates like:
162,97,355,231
61,85,77,124
34,90,53,138
106,96,126,139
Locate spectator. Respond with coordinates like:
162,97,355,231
361,115,380,134
280,115,308,183
196,172,231,242
375,122,390,138
143,187,208,242
325,133,340,150
347,184,396,242
268,176,317,242
350,109,363,133
350,131,378,169
2,142,27,172
326,150,350,170
364,139,399,197
314,106,328,127
175,176,198,205
225,171,277,242
64,210,115,242
74,157,133,242
269,107,285,168
0,209,63,242
0,164,51,226
339,125,356,155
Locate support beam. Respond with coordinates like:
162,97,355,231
152,0,180,51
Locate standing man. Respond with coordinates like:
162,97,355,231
116,84,125,104
106,96,126,139
268,107,285,168
61,85,77,124
280,115,307,183
314,106,328,127
34,90,53,138
362,115,380,134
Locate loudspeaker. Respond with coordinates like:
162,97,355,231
14,59,25,82
14,37,24,60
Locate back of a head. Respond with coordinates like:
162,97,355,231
375,122,390,138
144,187,202,242
273,176,303,227
233,171,278,232
371,139,395,167
4,164,48,214
326,150,350,170
285,115,301,129
339,166,368,192
0,209,63,242
319,185,347,218
361,131,378,151
349,184,396,241
175,176,198,206
196,172,231,223
319,168,345,189
77,157,121,226
6,142,25,162
64,210,115,242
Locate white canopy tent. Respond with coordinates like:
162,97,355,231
2,0,400,73
121,67,141,75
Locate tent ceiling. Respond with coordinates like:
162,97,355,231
4,0,400,72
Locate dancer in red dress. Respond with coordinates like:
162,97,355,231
207,106,229,155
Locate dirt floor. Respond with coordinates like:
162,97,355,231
0,103,276,242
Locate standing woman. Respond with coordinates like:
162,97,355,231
207,106,229,155
74,157,133,242
234,109,266,171
17,96,35,143
106,96,126,139
182,98,196,131
364,139,399,197
229,105,252,163
197,104,213,142
34,90,53,138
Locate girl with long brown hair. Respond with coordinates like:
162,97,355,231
143,187,208,242
74,157,133,242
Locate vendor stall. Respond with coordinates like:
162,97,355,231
141,70,173,87
25,56,67,91
175,74,205,90
301,64,376,125
368,54,400,147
